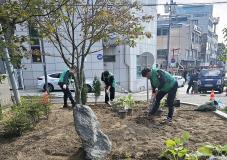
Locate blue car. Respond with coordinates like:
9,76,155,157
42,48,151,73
198,69,225,93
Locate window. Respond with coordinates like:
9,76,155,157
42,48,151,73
136,53,154,78
192,33,195,42
162,28,169,35
157,28,161,36
200,69,221,76
29,25,42,63
49,73,61,78
31,46,41,63
157,27,169,36
103,55,115,62
157,49,168,59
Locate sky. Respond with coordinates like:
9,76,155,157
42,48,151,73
157,0,227,43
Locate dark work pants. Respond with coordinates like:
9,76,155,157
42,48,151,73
150,82,178,119
59,84,75,105
105,86,115,103
187,83,193,93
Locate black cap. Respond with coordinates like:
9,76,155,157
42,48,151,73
141,68,151,77
103,71,109,77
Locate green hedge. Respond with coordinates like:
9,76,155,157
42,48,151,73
2,97,50,138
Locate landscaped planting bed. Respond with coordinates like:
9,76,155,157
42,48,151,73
0,102,226,160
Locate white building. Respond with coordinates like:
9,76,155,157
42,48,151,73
103,1,157,92
13,0,157,92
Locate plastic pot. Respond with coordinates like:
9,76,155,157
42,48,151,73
127,108,133,116
118,109,127,119
174,99,180,107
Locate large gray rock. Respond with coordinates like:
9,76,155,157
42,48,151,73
208,156,227,160
73,104,112,160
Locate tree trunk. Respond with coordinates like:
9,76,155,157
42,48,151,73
74,67,85,105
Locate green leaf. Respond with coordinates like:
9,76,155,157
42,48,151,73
197,146,213,156
169,149,177,156
183,132,190,141
178,148,188,158
174,137,182,145
223,144,227,153
165,139,176,148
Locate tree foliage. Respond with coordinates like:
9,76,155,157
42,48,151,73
0,0,69,68
35,0,153,104
219,28,227,63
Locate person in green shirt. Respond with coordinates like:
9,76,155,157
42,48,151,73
141,67,178,124
101,71,116,106
58,67,77,108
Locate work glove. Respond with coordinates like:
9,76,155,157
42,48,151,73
63,84,67,89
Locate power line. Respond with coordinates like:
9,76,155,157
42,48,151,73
60,1,227,7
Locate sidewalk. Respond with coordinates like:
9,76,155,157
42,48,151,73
19,86,227,106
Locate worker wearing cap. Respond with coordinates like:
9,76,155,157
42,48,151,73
141,68,178,124
101,71,116,106
58,67,76,108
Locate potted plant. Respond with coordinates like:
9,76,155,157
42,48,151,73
92,76,101,105
114,97,127,119
124,94,135,116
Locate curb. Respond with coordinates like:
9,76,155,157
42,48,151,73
181,102,227,121
181,102,199,107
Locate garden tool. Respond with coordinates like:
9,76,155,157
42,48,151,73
147,95,164,117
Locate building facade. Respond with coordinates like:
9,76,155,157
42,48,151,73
12,0,157,92
102,1,157,92
157,15,201,70
175,5,219,65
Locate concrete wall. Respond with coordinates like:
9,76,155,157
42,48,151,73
0,75,13,107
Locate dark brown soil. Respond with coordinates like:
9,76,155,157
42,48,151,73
0,103,226,160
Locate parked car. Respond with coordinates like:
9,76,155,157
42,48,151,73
173,75,185,87
197,69,225,93
37,72,93,92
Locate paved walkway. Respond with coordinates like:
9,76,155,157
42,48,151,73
19,86,227,106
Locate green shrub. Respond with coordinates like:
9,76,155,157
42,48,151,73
93,76,101,104
2,97,50,138
160,132,190,160
114,94,135,110
0,74,6,84
160,132,227,160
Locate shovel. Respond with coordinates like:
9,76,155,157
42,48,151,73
147,96,163,116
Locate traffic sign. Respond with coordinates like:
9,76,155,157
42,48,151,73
171,58,175,63
97,54,103,60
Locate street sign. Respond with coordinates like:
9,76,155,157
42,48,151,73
97,54,103,60
171,58,175,63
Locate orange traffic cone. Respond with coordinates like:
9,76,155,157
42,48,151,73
42,91,49,105
210,89,215,101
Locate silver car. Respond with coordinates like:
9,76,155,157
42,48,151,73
37,72,93,92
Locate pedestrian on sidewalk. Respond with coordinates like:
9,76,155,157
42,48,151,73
186,72,194,94
58,66,76,108
101,71,116,106
141,68,178,124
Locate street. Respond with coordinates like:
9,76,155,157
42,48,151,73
19,85,227,106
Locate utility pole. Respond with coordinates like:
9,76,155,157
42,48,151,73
40,38,48,93
3,48,21,104
165,0,176,71
0,24,21,105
